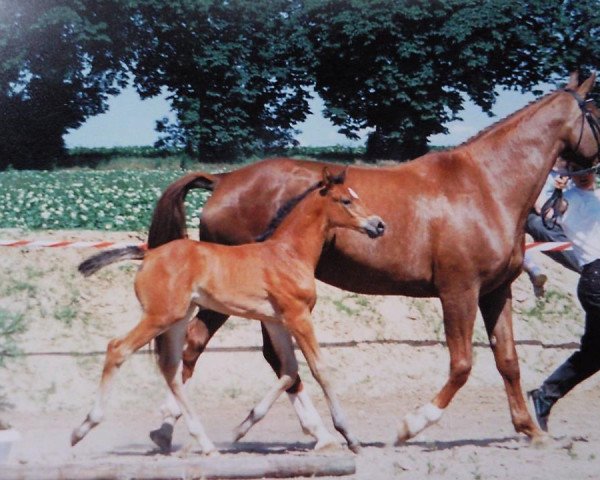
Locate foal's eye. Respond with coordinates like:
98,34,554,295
341,198,352,205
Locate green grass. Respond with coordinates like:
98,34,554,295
0,169,213,231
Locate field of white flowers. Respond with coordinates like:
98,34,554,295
0,169,212,231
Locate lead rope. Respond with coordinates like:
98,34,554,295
540,188,563,230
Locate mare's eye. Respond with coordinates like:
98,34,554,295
341,198,352,205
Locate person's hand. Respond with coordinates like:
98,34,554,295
554,176,569,190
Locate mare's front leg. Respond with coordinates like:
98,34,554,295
396,288,479,443
479,284,545,443
71,316,165,446
233,322,338,451
286,309,360,453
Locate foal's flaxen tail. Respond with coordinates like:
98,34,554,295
78,246,146,277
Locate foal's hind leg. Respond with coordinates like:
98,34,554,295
397,290,478,443
71,316,164,446
479,285,545,442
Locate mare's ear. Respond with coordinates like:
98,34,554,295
338,166,348,184
577,72,597,97
566,71,579,90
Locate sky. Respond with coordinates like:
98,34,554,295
64,85,549,149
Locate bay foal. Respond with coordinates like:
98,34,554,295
71,168,385,454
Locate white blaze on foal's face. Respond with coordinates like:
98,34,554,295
348,187,359,199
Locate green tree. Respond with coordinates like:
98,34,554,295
130,0,313,161
0,0,132,169
305,0,600,160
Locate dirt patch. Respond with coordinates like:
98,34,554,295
1,229,599,478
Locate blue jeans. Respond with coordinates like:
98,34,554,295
540,259,600,401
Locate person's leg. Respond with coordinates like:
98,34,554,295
523,249,547,298
529,260,600,430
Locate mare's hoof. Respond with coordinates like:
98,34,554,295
150,423,174,453
531,432,554,449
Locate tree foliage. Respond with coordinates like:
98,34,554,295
0,0,132,169
1,0,599,167
305,0,600,160
129,0,313,161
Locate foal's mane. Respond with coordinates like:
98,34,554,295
255,171,345,242
457,90,558,148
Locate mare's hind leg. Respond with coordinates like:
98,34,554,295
156,319,217,456
71,316,165,446
396,289,478,443
152,309,229,452
479,284,544,442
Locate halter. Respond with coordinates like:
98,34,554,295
540,89,600,230
563,88,600,163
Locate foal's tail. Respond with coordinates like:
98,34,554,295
147,171,221,248
78,246,146,277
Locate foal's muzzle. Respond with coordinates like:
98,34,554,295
363,216,386,238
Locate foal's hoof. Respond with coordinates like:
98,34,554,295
395,421,411,445
314,437,341,452
71,426,88,447
347,441,362,454
70,430,83,447
150,423,174,453
232,426,246,443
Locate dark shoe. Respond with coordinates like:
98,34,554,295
527,389,552,432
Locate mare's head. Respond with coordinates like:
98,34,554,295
318,167,386,239
561,72,600,168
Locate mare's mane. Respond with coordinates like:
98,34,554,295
255,171,345,242
457,90,558,148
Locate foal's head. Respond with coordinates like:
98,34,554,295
318,167,386,239
562,72,599,167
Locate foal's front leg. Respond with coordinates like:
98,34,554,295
286,310,360,453
232,321,337,450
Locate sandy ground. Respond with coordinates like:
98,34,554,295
1,229,599,479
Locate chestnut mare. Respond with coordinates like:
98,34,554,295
71,169,385,454
146,73,599,450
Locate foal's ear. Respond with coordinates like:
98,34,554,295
320,167,333,195
577,72,597,97
566,71,579,90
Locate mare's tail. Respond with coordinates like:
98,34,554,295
147,172,221,248
78,246,146,277
147,171,222,358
